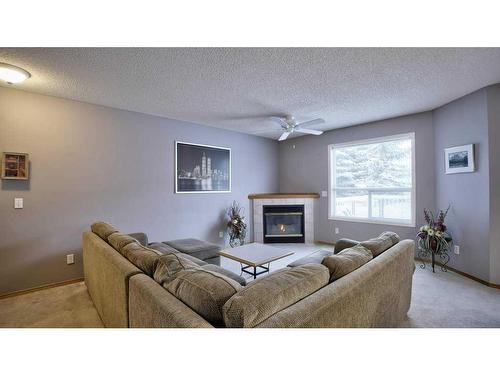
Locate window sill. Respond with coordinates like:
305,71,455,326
328,216,415,228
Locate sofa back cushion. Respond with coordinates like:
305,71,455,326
201,264,247,286
165,268,242,326
108,232,138,254
122,242,162,276
127,232,149,247
153,253,200,285
222,264,329,328
334,238,360,254
360,231,400,257
147,242,180,255
322,244,373,281
91,222,118,241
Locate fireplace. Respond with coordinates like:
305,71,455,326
263,205,305,243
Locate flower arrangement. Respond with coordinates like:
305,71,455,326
417,206,453,272
227,201,247,247
417,206,453,252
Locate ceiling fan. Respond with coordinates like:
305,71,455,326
270,115,325,141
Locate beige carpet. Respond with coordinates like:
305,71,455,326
1,256,500,328
400,265,500,328
0,282,103,328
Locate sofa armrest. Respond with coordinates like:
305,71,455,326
333,238,360,254
83,231,142,327
127,232,148,246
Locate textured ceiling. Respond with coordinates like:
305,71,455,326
1,48,500,139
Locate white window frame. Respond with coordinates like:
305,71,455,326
328,132,416,227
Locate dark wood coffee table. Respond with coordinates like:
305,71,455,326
218,243,294,279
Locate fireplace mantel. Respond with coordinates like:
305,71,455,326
248,193,320,199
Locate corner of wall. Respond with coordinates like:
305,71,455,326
486,84,500,284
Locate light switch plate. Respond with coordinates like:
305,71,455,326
67,254,75,265
14,198,23,209
321,191,328,197
335,227,340,234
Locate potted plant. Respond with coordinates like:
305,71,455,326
416,206,453,272
226,201,247,247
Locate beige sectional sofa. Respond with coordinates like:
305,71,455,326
83,222,415,328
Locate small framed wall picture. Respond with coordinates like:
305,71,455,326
444,144,475,174
1,152,29,180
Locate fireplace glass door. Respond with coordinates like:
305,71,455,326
263,205,305,243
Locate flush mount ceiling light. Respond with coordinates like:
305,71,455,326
0,62,31,84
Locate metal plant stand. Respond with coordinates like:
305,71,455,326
418,247,450,273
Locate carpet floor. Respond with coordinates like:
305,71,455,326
0,281,104,328
1,244,500,328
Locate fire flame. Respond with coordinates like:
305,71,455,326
279,224,286,233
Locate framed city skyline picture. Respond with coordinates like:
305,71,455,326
444,144,475,174
175,141,231,193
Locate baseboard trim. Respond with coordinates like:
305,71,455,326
0,277,85,300
415,258,500,289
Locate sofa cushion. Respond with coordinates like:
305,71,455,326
91,222,118,241
108,232,138,254
127,232,149,247
360,231,400,257
287,249,333,267
148,242,180,255
153,253,200,285
201,264,247,286
322,244,373,281
334,238,360,254
165,268,242,325
222,264,329,328
179,253,210,266
163,238,221,260
122,242,162,276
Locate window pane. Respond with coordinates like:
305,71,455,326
371,191,412,222
333,138,412,188
333,190,368,218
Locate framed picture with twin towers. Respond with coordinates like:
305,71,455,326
175,141,231,193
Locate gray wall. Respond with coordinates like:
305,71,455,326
279,112,435,244
433,89,491,282
0,87,279,295
487,85,500,284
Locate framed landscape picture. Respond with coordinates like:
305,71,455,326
175,141,231,193
445,144,475,174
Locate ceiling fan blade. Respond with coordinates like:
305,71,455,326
295,127,323,136
278,132,291,141
297,118,325,128
270,116,289,128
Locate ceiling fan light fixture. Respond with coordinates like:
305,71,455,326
0,62,31,84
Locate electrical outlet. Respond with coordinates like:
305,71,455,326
335,227,340,234
67,254,75,265
454,245,460,255
218,231,224,238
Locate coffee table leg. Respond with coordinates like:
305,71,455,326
241,264,270,279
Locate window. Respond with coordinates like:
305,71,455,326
328,133,415,226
